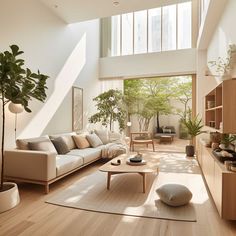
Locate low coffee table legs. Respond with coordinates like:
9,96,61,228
107,172,111,190
106,172,147,193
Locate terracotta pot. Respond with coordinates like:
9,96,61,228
0,182,20,213
186,145,195,157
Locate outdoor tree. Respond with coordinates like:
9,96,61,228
141,78,174,132
89,89,126,131
123,79,143,122
173,79,192,120
172,77,192,139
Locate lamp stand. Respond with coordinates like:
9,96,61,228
14,113,17,141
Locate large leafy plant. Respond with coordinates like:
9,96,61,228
89,89,126,131
0,45,49,191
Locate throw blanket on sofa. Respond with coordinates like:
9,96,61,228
101,142,127,159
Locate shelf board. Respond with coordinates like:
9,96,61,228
205,125,221,132
205,105,223,111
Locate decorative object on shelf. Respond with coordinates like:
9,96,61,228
0,45,49,213
225,160,233,171
207,101,215,109
220,134,236,151
8,102,24,141
208,44,236,80
182,112,205,157
72,86,83,131
211,142,219,150
230,162,236,172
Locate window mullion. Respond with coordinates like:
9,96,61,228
120,15,122,56
161,7,163,52
147,10,149,53
176,4,178,50
133,12,134,55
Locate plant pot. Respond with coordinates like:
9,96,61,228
186,145,195,157
0,182,20,213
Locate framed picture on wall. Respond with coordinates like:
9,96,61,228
72,86,83,131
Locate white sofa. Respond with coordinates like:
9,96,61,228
4,131,126,193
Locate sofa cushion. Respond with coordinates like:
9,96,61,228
51,137,70,154
56,155,83,176
156,184,192,207
28,140,57,154
73,135,90,149
95,129,109,144
68,148,101,164
50,132,76,150
163,128,172,134
16,135,50,150
86,133,103,148
165,126,176,134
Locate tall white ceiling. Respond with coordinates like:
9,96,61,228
40,0,190,23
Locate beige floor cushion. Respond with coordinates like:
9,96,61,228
156,184,192,207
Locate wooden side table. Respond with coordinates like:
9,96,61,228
160,135,173,144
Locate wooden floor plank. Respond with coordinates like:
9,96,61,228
1,157,236,236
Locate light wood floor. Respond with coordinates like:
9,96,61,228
1,157,236,236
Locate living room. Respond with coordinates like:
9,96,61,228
1,0,236,235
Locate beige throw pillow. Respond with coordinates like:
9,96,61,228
95,130,109,144
86,133,103,148
16,135,50,150
156,184,192,207
28,140,58,154
73,135,90,149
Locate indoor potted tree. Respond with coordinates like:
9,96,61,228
89,89,126,131
0,45,49,213
182,112,205,157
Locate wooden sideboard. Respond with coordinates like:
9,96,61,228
197,140,236,220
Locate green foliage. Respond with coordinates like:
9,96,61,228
0,45,48,112
208,44,236,76
89,89,126,131
172,79,192,121
124,77,175,131
0,45,49,190
221,134,236,147
182,113,204,143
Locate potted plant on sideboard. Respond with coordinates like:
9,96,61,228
0,45,49,213
182,113,205,157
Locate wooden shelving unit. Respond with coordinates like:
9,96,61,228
197,140,236,220
205,80,236,133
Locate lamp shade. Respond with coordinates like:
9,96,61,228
8,102,24,114
127,121,132,127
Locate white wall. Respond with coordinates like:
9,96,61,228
0,0,100,148
197,0,236,118
99,49,196,79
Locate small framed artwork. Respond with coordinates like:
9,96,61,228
72,86,83,131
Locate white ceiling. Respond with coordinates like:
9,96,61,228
40,0,190,23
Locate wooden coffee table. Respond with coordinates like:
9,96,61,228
99,153,159,193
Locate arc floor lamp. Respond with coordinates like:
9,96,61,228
8,102,24,140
